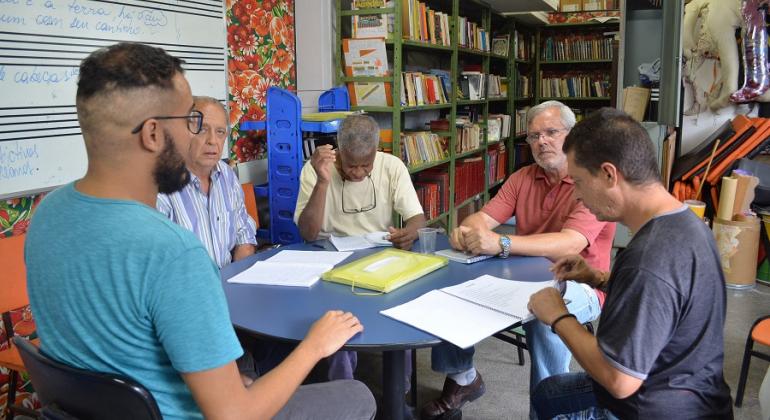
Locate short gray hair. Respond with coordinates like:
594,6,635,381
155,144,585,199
526,100,576,131
337,114,379,157
193,96,226,114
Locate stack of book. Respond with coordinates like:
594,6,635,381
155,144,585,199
540,32,614,61
517,74,531,98
400,71,450,106
401,0,451,46
457,122,482,153
400,131,448,167
351,0,394,39
459,71,485,100
454,157,485,205
458,16,490,51
513,143,535,171
415,168,450,219
515,107,530,136
487,143,508,186
487,74,506,99
485,114,512,142
513,30,535,60
539,71,610,98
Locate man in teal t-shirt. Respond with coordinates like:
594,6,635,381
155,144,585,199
25,42,375,420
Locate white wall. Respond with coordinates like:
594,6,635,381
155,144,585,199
295,0,336,113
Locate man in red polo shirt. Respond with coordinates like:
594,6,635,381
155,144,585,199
421,101,615,420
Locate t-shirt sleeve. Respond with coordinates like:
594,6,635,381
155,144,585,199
391,158,424,220
597,267,680,380
562,201,609,247
294,162,317,224
481,171,519,223
147,247,242,373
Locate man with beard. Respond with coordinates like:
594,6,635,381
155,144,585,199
157,96,257,270
528,108,732,419
421,101,615,419
24,43,376,420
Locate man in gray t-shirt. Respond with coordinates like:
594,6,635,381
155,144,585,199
528,108,733,419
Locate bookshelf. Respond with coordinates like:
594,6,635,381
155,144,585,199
534,20,619,126
335,0,521,229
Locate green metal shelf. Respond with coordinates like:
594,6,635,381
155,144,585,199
487,96,508,102
455,193,484,210
340,76,393,82
401,40,454,52
402,103,453,112
339,7,395,16
514,58,533,64
489,53,509,61
457,99,486,105
489,178,505,189
427,211,450,225
350,105,393,112
408,157,451,174
539,97,611,101
458,47,489,56
539,59,613,64
514,97,534,101
455,147,485,159
543,21,620,28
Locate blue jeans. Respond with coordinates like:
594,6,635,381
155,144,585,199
431,281,601,387
531,373,618,420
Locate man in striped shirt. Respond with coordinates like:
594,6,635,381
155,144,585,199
157,96,257,269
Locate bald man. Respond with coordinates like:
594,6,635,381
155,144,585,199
25,42,375,420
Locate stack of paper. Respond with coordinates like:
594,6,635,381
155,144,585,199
227,251,353,287
381,275,557,348
329,232,392,252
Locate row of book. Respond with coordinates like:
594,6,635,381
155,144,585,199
514,30,535,61
457,123,482,153
559,0,618,12
487,144,508,186
540,33,614,61
414,168,449,220
400,70,451,107
400,132,448,167
455,157,486,205
400,0,451,46
485,114,512,142
458,16,490,51
487,75,506,99
517,74,532,98
512,142,535,172
459,71,485,100
540,71,611,98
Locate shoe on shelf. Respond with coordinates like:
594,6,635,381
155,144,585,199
420,373,485,420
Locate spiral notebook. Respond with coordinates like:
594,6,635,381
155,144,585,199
381,275,558,348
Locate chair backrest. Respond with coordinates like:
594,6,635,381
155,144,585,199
0,234,29,314
241,182,260,229
13,337,163,420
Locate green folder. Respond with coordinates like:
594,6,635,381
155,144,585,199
322,248,448,293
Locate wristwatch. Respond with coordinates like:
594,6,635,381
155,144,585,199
498,235,511,258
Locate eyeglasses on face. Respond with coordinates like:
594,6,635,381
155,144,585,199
131,110,204,135
341,175,377,214
525,127,568,144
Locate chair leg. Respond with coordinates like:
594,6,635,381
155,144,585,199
515,334,525,366
735,336,755,407
5,370,19,420
410,348,417,407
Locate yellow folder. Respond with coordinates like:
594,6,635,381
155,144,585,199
322,248,448,293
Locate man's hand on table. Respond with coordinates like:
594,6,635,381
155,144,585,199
387,226,417,250
458,227,503,256
300,310,363,360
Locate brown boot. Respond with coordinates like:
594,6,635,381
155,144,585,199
420,373,485,419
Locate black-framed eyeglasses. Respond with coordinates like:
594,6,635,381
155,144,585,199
131,110,204,135
341,175,376,214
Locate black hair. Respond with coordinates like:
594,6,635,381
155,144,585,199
77,42,185,101
563,107,660,185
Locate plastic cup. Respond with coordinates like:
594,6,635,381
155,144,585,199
418,228,438,254
684,199,706,219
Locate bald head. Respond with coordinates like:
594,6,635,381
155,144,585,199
76,43,186,156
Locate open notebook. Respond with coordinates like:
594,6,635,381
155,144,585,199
322,248,447,293
329,231,392,252
381,275,558,348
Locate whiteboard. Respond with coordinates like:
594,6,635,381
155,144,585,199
0,0,227,199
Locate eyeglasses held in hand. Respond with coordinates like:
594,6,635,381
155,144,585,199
342,175,376,214
131,110,204,135
525,127,568,144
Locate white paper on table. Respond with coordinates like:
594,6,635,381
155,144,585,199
329,231,391,251
266,250,353,266
227,261,334,287
380,275,559,348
